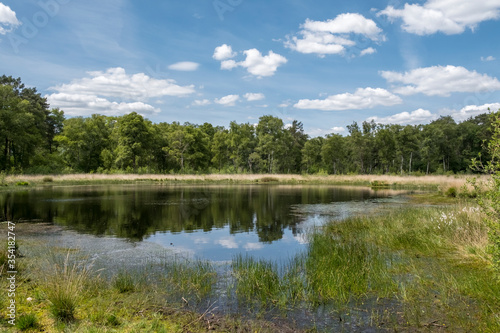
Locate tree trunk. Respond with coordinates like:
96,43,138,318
409,152,413,173
400,155,404,175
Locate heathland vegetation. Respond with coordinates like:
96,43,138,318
0,75,496,176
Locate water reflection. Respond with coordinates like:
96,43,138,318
0,185,409,260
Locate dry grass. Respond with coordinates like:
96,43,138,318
4,173,491,190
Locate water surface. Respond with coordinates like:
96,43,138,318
1,184,410,261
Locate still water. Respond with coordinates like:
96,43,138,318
1,184,410,261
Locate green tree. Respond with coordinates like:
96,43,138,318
322,133,345,174
256,116,284,173
302,137,324,174
114,112,152,172
471,111,500,272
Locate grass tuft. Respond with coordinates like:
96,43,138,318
113,270,135,293
43,252,94,322
16,313,40,331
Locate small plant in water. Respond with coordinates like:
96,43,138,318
113,270,135,293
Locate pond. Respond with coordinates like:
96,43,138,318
1,184,411,261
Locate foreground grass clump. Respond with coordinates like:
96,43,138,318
15,313,40,331
43,253,95,322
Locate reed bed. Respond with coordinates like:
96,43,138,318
4,173,490,193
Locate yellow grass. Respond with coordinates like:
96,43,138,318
5,173,490,190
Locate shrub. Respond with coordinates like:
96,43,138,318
445,187,457,197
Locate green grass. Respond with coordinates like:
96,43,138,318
16,313,40,331
113,270,135,293
161,258,217,300
2,198,498,332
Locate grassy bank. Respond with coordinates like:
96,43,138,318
230,202,499,331
2,173,489,193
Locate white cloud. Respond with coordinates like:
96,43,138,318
332,127,346,133
367,108,438,125
216,47,287,77
168,61,200,71
380,65,500,96
47,93,159,116
449,103,500,121
220,59,238,70
0,3,20,34
379,0,500,35
51,67,195,100
244,93,265,101
192,99,211,106
481,55,496,62
213,44,237,60
214,94,240,106
239,49,287,77
285,13,385,57
46,67,195,116
360,47,376,56
216,238,239,249
294,87,402,111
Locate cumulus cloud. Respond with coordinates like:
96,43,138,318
367,108,438,125
0,3,20,34
46,67,195,116
214,94,240,106
192,99,211,106
379,0,500,35
168,61,200,71
47,93,159,117
214,45,287,77
360,47,376,56
213,44,237,60
285,13,385,57
294,87,402,111
380,65,500,96
332,127,346,133
449,103,500,121
244,93,265,101
481,55,496,62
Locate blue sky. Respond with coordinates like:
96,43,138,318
1,0,500,136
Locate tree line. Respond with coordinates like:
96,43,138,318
0,76,495,175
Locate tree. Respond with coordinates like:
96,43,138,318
471,111,500,272
256,116,284,173
322,133,345,174
114,112,152,172
302,137,323,174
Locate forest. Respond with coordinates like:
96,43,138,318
0,75,495,175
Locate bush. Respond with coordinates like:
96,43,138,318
445,187,457,197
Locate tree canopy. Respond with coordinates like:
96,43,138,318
0,76,495,175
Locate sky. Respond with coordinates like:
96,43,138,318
1,0,500,136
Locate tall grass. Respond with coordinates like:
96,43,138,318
43,253,95,322
161,258,217,300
